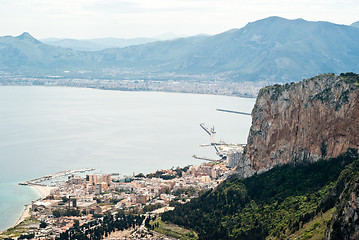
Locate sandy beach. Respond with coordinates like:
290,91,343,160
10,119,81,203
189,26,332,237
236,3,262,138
8,185,57,230
14,205,31,226
30,185,57,198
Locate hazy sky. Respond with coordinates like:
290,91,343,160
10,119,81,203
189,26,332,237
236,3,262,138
1,0,358,39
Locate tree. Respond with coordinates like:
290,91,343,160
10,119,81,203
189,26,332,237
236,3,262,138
135,173,145,178
53,209,61,218
40,221,47,228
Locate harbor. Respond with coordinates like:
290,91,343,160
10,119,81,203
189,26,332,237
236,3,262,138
19,168,95,186
200,123,219,153
196,123,245,162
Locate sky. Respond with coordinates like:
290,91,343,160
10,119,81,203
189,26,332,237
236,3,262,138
0,0,358,39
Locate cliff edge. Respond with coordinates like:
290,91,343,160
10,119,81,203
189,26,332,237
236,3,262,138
237,73,359,178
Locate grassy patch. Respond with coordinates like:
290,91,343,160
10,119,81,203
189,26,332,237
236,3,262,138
286,208,334,240
150,217,198,240
0,218,39,239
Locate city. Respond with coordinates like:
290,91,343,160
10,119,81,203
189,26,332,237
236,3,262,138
1,157,239,239
0,72,264,98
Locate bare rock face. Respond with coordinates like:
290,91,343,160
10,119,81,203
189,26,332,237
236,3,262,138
237,73,359,177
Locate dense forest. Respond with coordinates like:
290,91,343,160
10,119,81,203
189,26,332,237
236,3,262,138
162,148,359,239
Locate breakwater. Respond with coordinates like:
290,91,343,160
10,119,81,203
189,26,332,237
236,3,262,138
216,109,251,116
19,168,95,186
192,155,222,162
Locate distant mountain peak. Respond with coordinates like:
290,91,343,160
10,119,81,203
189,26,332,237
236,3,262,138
265,16,285,20
254,16,308,24
17,32,33,39
259,16,289,22
16,32,40,43
244,16,298,29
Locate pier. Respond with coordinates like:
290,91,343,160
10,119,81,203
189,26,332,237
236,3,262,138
198,123,246,160
192,155,222,162
19,168,95,186
200,123,219,153
216,108,251,116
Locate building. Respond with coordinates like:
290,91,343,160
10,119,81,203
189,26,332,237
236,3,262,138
101,174,112,185
95,184,102,194
88,175,99,185
100,182,108,191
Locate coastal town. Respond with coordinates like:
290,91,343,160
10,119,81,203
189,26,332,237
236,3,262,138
0,157,238,240
0,122,245,240
0,72,263,97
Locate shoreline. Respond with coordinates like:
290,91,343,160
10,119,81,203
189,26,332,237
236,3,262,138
14,204,31,226
1,185,57,233
0,85,258,99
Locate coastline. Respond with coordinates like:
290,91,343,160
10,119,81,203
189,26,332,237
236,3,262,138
14,204,31,226
2,185,57,233
0,88,255,237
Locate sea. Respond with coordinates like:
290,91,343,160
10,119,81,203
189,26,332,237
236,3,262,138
0,86,255,232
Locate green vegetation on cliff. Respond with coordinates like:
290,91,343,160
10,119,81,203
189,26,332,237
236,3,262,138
162,149,359,240
340,72,359,85
258,72,359,99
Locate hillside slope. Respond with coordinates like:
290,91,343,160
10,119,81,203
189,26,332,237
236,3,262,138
162,149,359,239
351,21,359,28
0,32,90,74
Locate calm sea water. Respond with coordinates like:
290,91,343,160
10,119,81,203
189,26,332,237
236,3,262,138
0,86,255,231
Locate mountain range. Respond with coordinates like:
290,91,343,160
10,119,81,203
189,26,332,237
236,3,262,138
40,32,188,51
1,16,359,83
40,37,159,51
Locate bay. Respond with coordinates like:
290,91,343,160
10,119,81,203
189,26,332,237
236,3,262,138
0,86,255,231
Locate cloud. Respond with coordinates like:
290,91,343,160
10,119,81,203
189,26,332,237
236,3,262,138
0,0,358,38
84,0,216,14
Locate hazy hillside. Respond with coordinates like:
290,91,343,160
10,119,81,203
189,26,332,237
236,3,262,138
95,17,359,82
40,33,188,51
41,37,159,51
1,17,359,83
351,21,359,28
0,32,99,75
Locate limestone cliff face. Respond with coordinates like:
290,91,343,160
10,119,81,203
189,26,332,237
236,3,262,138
237,73,359,177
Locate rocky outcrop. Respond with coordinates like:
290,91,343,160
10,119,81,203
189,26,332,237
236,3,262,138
237,73,359,177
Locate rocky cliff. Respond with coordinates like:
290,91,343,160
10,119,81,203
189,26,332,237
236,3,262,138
237,73,359,178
